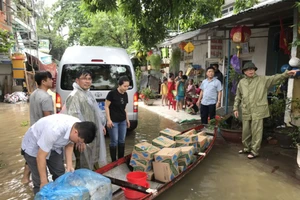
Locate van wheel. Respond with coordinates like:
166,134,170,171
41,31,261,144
90,85,95,89
127,121,138,132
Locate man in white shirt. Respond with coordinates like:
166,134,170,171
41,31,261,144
22,71,54,184
21,114,96,195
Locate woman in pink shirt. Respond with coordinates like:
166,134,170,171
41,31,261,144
186,79,196,97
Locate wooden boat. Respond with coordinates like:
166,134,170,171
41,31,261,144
95,125,216,199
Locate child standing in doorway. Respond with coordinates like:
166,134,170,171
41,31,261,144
160,77,168,106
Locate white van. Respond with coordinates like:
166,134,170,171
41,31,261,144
56,46,139,130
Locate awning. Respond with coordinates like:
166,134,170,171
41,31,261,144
200,0,295,29
159,29,205,46
170,29,203,44
24,48,52,65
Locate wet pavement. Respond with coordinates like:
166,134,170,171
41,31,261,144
1,101,300,200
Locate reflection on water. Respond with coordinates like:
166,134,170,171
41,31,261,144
1,103,300,200
0,102,32,200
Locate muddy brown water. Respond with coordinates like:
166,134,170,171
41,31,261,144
1,102,300,200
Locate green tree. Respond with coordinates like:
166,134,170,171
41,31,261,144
81,0,223,48
234,0,258,13
36,0,69,60
79,12,136,49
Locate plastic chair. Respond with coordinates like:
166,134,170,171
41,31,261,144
168,97,177,110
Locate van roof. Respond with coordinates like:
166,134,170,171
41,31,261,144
60,46,132,65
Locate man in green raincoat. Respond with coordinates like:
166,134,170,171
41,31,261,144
233,62,299,159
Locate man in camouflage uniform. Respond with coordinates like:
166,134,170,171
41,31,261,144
233,62,299,159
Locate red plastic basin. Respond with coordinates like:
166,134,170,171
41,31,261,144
123,182,150,199
126,171,147,185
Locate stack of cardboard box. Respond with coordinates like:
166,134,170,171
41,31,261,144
152,136,176,149
178,146,196,172
174,129,198,151
195,131,209,152
159,128,181,140
129,142,160,180
152,148,181,183
130,128,213,183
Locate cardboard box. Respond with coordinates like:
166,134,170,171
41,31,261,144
152,136,176,149
196,131,206,136
178,165,186,173
180,146,195,158
206,136,213,144
154,148,181,164
159,128,181,140
176,141,198,152
191,155,196,163
178,161,187,173
146,170,154,181
130,158,153,172
131,148,160,161
178,156,191,166
175,129,198,143
197,135,208,152
184,129,197,135
133,142,160,160
153,161,179,183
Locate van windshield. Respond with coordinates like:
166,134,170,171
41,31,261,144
61,64,134,90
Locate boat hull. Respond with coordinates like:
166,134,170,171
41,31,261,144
95,125,217,199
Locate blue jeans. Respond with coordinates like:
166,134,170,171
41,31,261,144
108,120,127,147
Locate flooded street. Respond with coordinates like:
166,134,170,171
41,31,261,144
1,102,300,200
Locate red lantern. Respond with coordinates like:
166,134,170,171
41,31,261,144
179,42,187,50
230,26,251,43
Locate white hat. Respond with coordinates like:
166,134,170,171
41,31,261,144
289,57,300,67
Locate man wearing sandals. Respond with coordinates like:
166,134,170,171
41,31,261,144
233,62,299,159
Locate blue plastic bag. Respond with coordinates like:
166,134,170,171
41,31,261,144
35,169,112,200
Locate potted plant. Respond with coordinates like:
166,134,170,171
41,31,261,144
139,87,156,105
272,98,300,148
11,52,25,60
218,114,243,143
273,124,299,148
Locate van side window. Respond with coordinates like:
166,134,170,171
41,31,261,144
61,64,133,90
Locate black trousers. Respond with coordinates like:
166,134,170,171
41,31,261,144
200,104,216,124
23,150,65,195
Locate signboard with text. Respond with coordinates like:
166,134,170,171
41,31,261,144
208,36,223,58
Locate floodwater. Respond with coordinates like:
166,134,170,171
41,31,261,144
1,102,300,200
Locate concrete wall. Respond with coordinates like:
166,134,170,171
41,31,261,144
222,28,269,75
193,34,208,69
170,27,269,85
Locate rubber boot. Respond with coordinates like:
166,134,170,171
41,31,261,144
118,143,125,159
109,146,117,162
